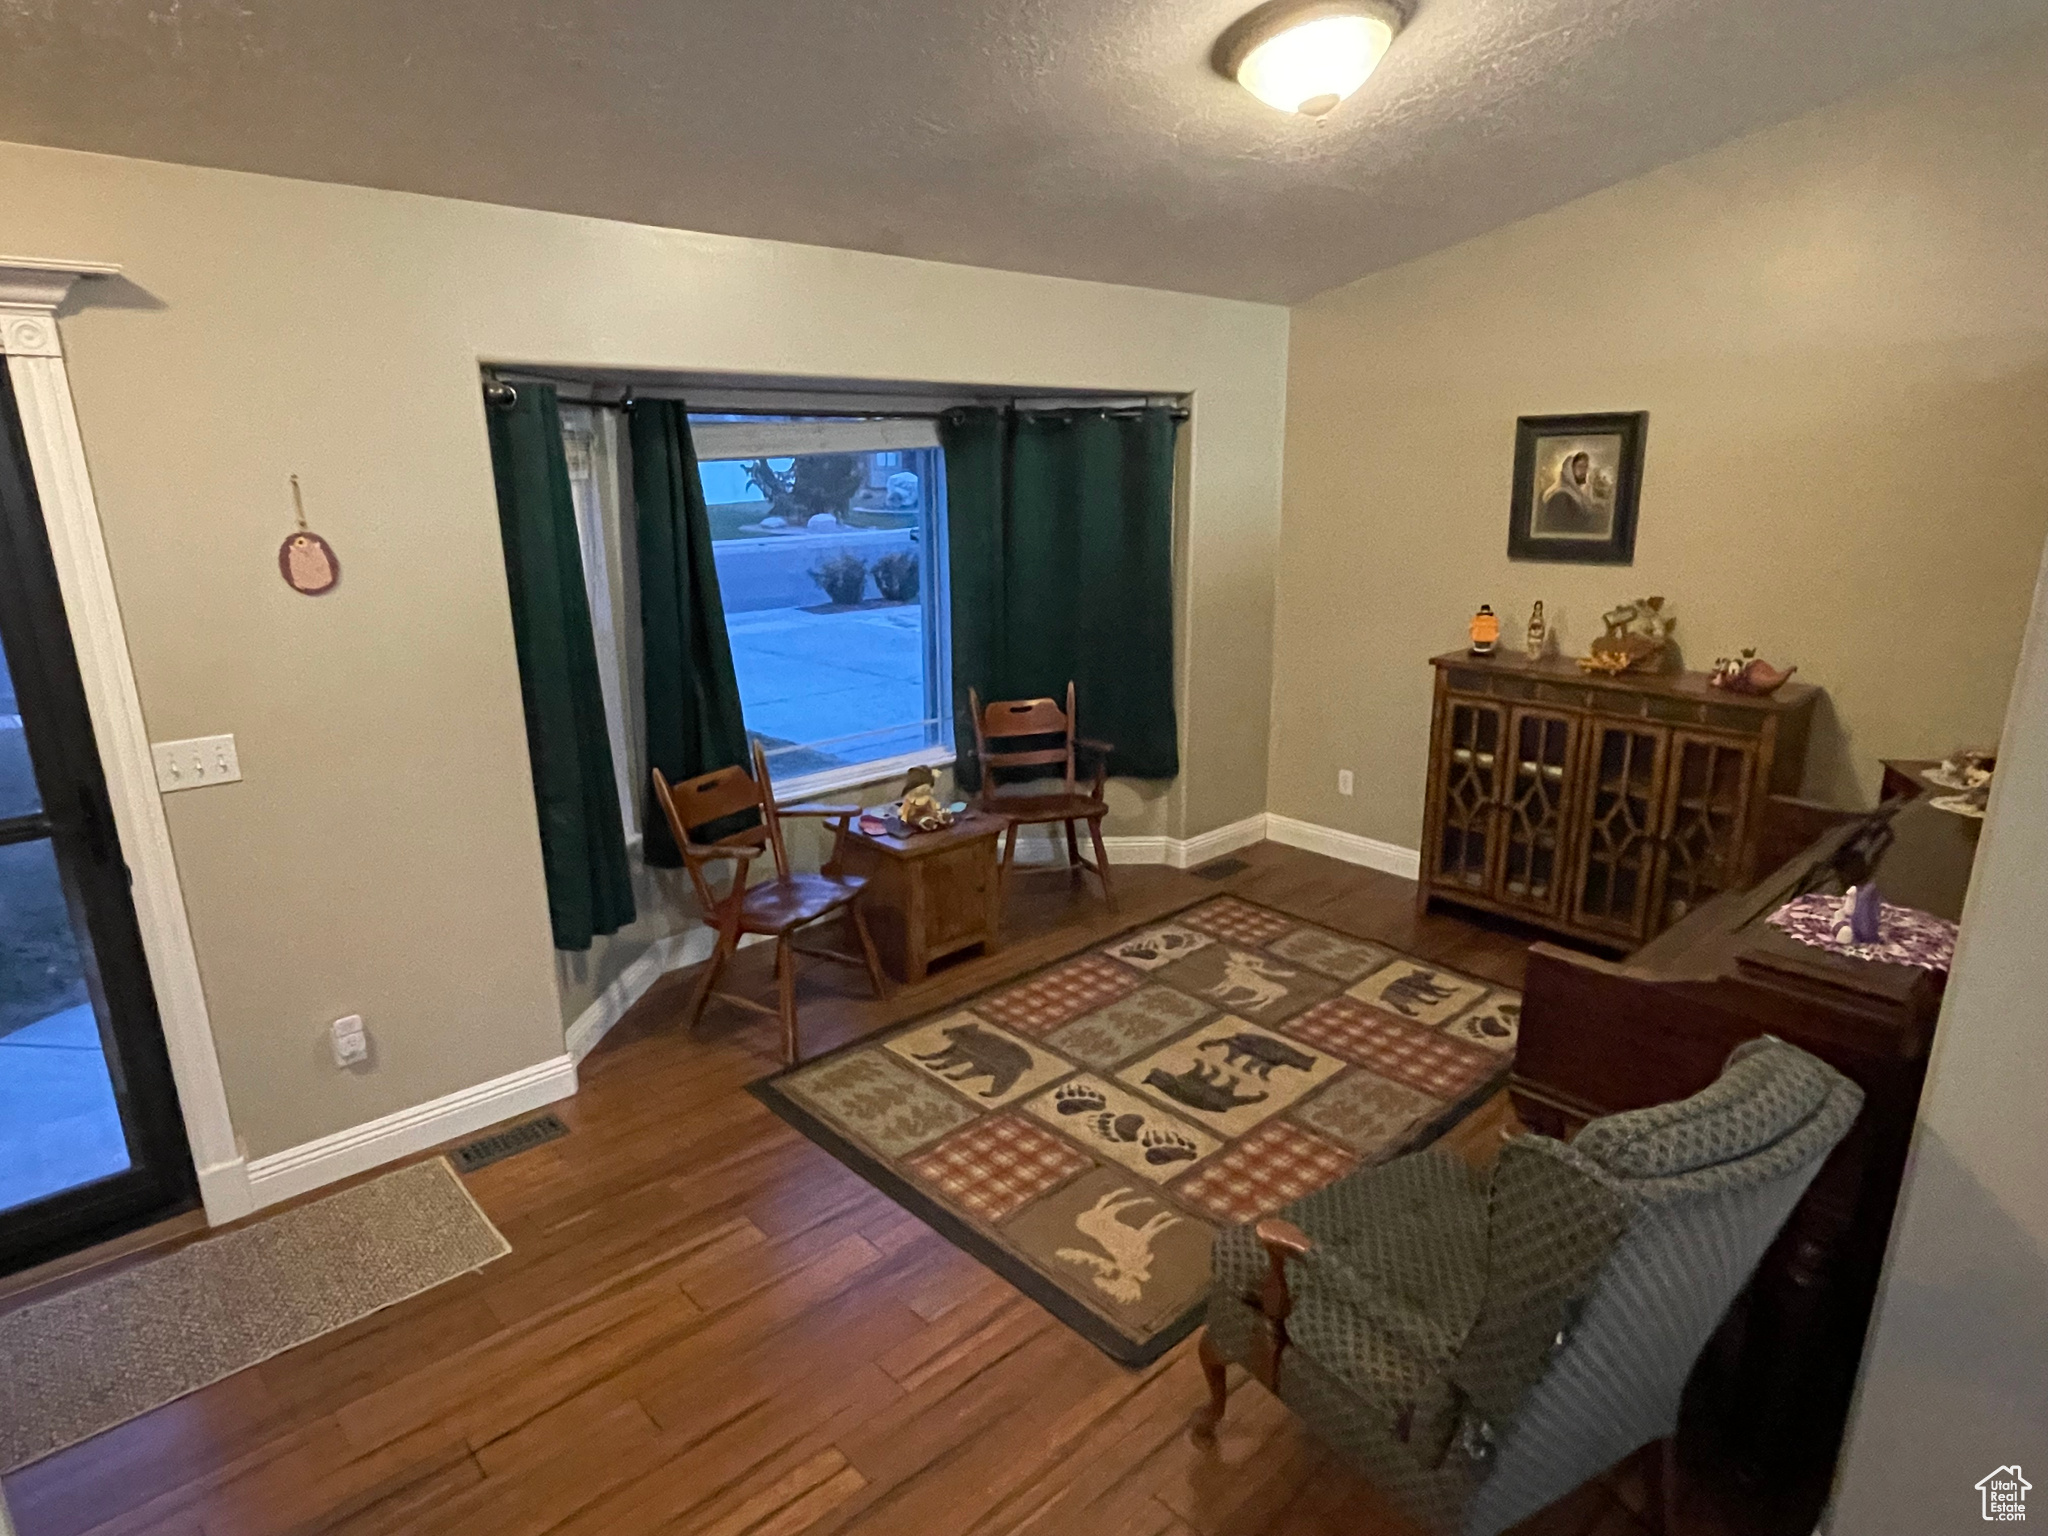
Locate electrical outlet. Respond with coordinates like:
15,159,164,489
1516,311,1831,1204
1337,769,1355,796
330,1014,369,1068
152,734,241,793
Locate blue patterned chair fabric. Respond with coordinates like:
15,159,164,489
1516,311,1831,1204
1201,1036,1863,1536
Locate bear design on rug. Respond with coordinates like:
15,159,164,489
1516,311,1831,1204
1196,1031,1317,1080
1053,1083,1201,1165
1143,1060,1268,1115
1379,969,1462,1016
911,1023,1032,1098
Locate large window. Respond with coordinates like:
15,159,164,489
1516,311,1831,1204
689,415,952,792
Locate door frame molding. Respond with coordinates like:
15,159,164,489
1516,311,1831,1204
0,257,251,1224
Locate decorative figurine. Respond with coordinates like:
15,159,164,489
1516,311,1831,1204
893,765,956,832
1578,596,1676,675
1834,884,1883,945
1709,648,1798,695
1925,749,1995,791
1469,605,1500,656
1525,600,1547,660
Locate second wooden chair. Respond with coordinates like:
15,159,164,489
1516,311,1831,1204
651,741,886,1066
969,681,1116,914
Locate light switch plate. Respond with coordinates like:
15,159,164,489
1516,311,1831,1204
152,734,241,792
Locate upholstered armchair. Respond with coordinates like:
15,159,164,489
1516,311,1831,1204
1190,1037,1862,1536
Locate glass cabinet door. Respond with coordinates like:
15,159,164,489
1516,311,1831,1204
1430,699,1504,892
1654,732,1758,929
1496,707,1579,917
1570,721,1669,940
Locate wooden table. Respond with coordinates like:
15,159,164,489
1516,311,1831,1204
830,810,1005,984
1879,757,1943,802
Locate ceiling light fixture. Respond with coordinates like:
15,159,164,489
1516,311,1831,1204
1213,0,1404,118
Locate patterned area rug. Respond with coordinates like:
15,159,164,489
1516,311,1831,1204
755,897,1519,1365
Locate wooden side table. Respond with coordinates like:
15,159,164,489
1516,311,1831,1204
829,810,1005,984
1879,758,1941,803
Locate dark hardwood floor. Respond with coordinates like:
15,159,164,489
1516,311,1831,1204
1,843,1745,1536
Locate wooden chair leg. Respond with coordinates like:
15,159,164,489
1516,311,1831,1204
774,936,799,1066
1086,815,1116,913
1063,818,1082,873
1642,1436,1681,1536
997,822,1019,911
851,899,888,999
686,927,735,1030
1188,1329,1230,1447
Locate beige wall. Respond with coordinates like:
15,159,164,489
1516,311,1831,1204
0,141,1287,1159
1269,40,2048,850
1829,523,2048,1532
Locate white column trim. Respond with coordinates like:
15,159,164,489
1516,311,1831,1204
0,257,252,1223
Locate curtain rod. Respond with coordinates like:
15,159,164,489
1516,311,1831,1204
483,372,1187,421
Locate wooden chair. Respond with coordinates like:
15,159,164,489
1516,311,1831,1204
650,741,886,1066
969,681,1115,914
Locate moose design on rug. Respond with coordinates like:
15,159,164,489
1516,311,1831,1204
882,1012,1070,1108
1205,951,1298,1012
1055,1187,1182,1304
1154,942,1339,1024
1120,1018,1343,1137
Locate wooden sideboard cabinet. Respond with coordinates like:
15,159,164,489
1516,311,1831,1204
1418,651,1819,948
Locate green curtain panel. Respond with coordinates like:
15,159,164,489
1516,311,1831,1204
628,399,752,863
940,406,1180,786
486,382,636,951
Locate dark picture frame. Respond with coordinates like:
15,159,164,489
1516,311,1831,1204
1507,411,1647,565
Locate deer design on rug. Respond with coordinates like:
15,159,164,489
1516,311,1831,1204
1205,951,1297,1012
1056,1188,1180,1304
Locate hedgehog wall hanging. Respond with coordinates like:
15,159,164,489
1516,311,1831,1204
278,474,340,595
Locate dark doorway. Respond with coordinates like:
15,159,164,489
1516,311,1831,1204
0,365,196,1276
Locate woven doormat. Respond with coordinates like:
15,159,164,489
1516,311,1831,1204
755,897,1517,1366
0,1157,509,1471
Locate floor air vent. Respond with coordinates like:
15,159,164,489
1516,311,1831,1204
452,1112,569,1173
1192,856,1250,880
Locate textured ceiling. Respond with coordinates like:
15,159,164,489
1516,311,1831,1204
0,0,2042,303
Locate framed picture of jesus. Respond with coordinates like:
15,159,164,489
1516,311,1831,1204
1507,411,1647,565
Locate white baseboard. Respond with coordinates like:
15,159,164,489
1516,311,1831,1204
1168,814,1269,869
1263,813,1422,881
1013,812,1269,872
195,1155,255,1224
243,1053,579,1211
564,930,701,1063
564,929,769,1063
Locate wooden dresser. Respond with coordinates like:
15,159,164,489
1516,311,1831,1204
1419,651,1819,948
1514,795,1976,1506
